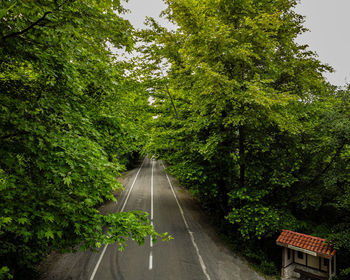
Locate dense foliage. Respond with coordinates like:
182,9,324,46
0,1,158,279
2,0,350,279
139,0,350,278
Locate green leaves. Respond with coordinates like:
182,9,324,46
0,3,16,20
0,0,156,278
227,188,297,239
44,230,54,240
0,266,13,280
17,218,29,225
139,0,350,276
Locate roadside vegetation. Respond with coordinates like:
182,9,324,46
0,1,159,279
1,0,350,279
139,0,350,279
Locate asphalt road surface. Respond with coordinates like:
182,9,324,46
41,158,265,280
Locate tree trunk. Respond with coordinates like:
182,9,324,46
165,84,179,119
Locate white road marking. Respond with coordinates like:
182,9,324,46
89,244,108,280
151,159,154,220
89,158,146,280
161,162,211,280
150,220,153,247
120,158,146,212
149,251,153,270
149,159,154,268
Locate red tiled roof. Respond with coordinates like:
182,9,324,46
276,229,336,259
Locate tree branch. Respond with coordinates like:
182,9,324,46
176,96,192,105
1,0,71,42
2,11,53,41
165,84,179,119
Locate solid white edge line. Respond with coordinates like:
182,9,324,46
89,158,146,280
89,244,108,280
161,162,211,280
121,158,146,212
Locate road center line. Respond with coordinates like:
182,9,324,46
149,159,154,269
161,162,211,280
89,158,146,280
149,251,153,270
151,159,154,221
150,220,153,247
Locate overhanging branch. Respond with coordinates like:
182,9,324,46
1,0,71,42
2,11,53,41
165,84,179,119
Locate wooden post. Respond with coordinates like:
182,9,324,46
330,255,336,279
319,257,321,271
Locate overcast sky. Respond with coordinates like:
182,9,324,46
123,0,350,87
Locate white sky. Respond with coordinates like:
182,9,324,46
122,0,170,29
295,0,350,86
123,0,350,87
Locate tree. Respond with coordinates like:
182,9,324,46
138,0,350,274
0,1,163,278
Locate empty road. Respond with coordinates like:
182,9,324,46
41,158,264,280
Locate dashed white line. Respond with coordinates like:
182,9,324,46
89,158,146,280
161,162,211,280
150,220,154,248
149,251,153,270
149,159,154,268
151,159,154,220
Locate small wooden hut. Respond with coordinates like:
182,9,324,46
276,229,336,280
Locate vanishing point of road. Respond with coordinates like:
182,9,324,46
41,158,264,280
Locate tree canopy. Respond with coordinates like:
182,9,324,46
138,0,350,278
2,0,350,279
0,1,161,279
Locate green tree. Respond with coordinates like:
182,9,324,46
0,1,161,278
138,0,350,274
